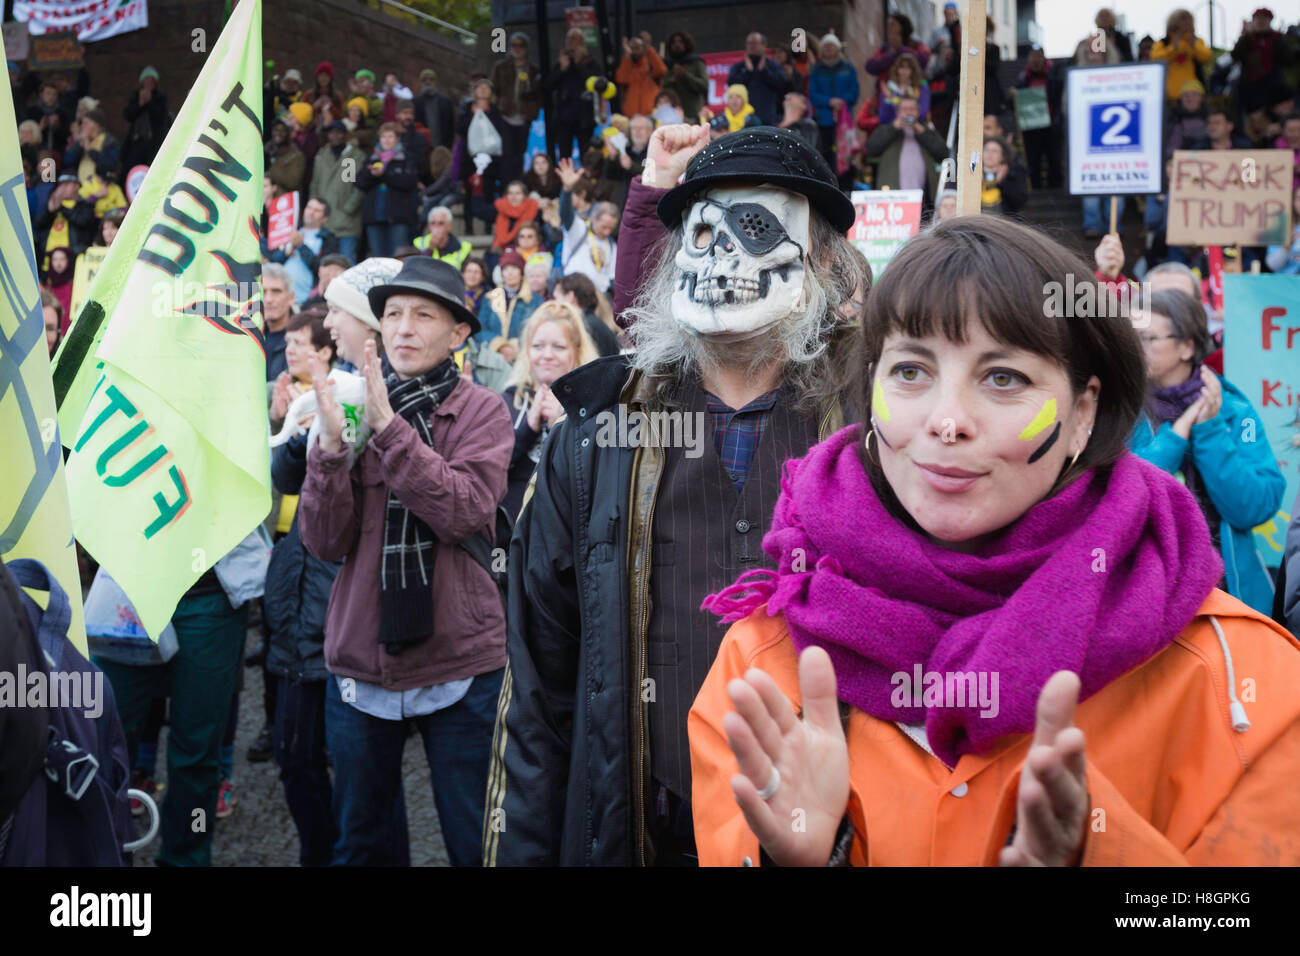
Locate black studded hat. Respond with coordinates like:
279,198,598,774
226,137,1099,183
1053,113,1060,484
657,126,856,233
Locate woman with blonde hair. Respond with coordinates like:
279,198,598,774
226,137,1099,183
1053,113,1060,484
500,300,599,516
878,50,928,127
1151,9,1212,103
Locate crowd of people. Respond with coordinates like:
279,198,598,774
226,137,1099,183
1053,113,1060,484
7,3,1300,869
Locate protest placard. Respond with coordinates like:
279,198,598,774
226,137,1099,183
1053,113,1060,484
1223,274,1300,566
68,246,108,325
1166,149,1292,247
28,30,82,70
1067,62,1165,195
1014,86,1050,132
125,164,149,202
3,21,29,61
267,190,299,250
701,51,744,109
565,7,597,49
849,189,923,278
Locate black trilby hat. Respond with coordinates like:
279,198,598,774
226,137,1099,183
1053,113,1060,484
657,126,856,233
368,255,481,335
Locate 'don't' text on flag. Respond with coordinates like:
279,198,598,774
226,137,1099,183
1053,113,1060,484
53,0,269,636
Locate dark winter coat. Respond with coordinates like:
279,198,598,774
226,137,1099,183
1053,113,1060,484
265,436,339,684
121,88,172,171
356,143,422,225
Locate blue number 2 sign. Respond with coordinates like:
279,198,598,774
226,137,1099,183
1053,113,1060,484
1088,101,1141,152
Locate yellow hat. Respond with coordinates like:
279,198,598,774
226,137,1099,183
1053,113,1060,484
346,96,369,117
289,101,314,126
725,84,749,103
1179,79,1205,95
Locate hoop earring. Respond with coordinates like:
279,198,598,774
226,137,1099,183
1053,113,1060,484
1068,449,1082,473
864,428,878,467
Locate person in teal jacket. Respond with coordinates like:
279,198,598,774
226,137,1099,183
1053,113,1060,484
1128,290,1284,613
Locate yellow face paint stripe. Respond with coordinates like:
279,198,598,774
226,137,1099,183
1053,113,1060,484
1018,397,1057,441
873,380,891,423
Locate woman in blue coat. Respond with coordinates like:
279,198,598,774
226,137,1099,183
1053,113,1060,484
1129,290,1284,613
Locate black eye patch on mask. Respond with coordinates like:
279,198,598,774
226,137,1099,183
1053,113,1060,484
700,199,795,256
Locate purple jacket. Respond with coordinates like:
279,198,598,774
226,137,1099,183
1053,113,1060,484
298,375,513,690
612,174,670,329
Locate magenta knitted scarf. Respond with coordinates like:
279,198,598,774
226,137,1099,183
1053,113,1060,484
702,425,1223,766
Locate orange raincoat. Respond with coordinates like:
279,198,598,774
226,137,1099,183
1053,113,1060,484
690,589,1300,866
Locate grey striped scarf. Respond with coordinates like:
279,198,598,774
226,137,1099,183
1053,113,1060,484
379,358,461,655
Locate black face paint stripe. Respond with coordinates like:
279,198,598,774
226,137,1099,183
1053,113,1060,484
874,422,894,449
1026,421,1061,464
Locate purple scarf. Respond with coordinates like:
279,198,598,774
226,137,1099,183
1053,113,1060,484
1148,365,1205,424
702,425,1222,766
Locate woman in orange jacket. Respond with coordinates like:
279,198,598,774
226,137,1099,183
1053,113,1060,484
615,35,668,118
689,215,1300,867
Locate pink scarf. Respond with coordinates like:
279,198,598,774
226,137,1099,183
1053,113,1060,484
703,425,1223,765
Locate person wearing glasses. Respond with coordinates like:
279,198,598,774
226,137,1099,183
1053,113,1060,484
1129,289,1284,614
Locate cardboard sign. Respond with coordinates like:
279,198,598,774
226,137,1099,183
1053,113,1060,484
848,189,923,278
1166,149,1293,247
1222,275,1300,566
1014,85,1050,132
28,30,83,70
1067,62,1165,195
266,191,299,250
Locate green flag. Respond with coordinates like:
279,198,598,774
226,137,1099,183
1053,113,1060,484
0,83,87,653
54,0,269,636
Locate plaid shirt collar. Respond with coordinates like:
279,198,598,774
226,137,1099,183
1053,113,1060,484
705,386,781,493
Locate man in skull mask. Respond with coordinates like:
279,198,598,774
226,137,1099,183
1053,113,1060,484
485,125,870,866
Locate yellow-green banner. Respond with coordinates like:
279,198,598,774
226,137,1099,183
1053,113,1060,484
0,87,87,653
53,0,269,636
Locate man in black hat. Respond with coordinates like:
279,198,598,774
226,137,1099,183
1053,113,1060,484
298,256,512,866
486,125,872,866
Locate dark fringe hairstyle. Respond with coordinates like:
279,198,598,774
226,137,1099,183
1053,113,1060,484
854,215,1147,507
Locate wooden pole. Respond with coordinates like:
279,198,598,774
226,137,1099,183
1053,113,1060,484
956,0,987,216
1108,196,1118,234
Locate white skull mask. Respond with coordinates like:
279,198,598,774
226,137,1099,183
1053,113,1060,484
671,185,810,338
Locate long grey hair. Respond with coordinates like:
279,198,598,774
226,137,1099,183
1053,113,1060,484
623,208,871,414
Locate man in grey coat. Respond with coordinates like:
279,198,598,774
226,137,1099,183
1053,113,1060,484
310,120,365,263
